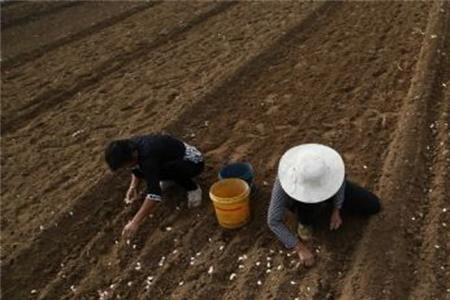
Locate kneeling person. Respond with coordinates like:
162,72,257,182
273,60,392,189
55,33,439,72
105,134,204,238
267,144,381,267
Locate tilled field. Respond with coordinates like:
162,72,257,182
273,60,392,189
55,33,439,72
1,1,449,300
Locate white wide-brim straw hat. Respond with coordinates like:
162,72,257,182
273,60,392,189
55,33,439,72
278,143,345,204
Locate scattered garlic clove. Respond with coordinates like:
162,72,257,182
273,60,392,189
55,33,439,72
135,262,142,271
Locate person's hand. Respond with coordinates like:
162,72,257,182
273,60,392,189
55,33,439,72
295,243,315,267
330,208,343,230
122,220,139,239
125,186,138,204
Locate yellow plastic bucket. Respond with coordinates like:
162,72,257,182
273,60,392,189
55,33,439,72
209,178,250,229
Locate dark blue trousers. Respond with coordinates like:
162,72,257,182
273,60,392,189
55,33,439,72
295,180,381,226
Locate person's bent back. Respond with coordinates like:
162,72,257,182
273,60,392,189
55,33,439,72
105,133,204,238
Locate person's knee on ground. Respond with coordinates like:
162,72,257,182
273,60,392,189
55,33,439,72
364,192,381,215
354,186,381,215
343,181,382,216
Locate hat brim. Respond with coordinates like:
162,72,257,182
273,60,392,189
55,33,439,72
278,144,345,203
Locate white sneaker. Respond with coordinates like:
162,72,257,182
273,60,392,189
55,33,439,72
160,180,175,191
187,186,202,208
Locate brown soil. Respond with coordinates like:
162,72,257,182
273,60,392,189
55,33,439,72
1,1,449,300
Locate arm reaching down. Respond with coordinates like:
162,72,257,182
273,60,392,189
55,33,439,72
125,174,140,204
267,178,300,249
122,196,158,239
330,181,345,230
267,178,315,266
332,181,345,209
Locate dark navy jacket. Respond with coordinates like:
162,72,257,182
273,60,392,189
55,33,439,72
131,134,186,200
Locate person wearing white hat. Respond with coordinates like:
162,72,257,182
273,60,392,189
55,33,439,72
267,144,381,267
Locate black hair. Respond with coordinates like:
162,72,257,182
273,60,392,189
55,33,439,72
104,139,136,171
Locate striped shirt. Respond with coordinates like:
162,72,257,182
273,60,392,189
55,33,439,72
267,177,345,249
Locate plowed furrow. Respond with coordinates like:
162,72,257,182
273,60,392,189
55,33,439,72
0,1,209,119
162,1,431,299
1,2,443,300
1,2,235,135
58,199,183,300
1,2,156,68
410,9,450,298
103,210,210,299
1,1,81,29
340,2,447,299
1,173,128,300
1,1,321,266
